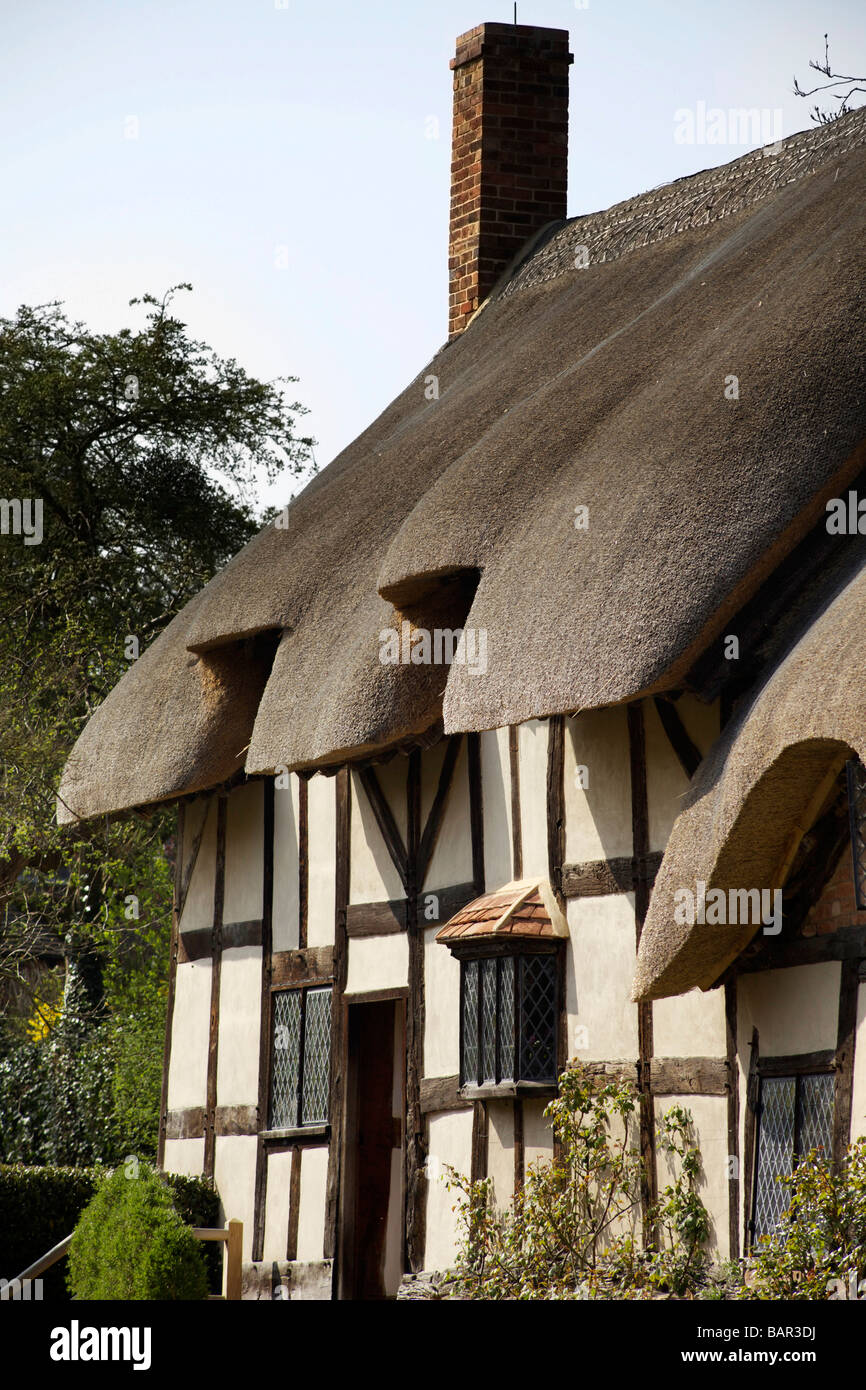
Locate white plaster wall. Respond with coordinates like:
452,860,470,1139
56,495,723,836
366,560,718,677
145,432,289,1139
273,776,300,953
523,1098,554,1170
224,781,264,924
166,959,212,1110
214,1135,259,1264
655,1093,731,1261
345,935,409,996
307,775,336,947
487,1100,515,1209
566,894,639,1062
564,707,632,863
480,727,512,889
296,1145,329,1263
653,986,727,1058
425,1109,474,1271
422,740,473,890
738,963,841,1056
262,1150,293,1263
423,924,460,1077
646,695,719,853
178,797,216,934
850,983,866,1141
216,946,262,1106
350,768,404,904
518,720,549,879
163,1138,205,1178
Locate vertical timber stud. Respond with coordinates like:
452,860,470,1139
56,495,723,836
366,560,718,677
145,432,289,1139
742,1027,760,1252
204,795,227,1182
286,1146,302,1262
470,1102,489,1184
298,774,309,950
324,768,350,1276
627,702,657,1241
252,778,275,1263
509,726,523,880
468,732,485,896
158,802,184,1168
547,715,567,1162
405,749,426,1272
834,958,860,1172
724,981,740,1261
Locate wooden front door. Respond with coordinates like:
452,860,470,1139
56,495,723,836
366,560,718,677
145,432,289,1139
340,998,404,1299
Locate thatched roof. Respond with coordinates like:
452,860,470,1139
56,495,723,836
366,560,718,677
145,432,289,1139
436,879,568,943
59,109,866,823
634,553,866,1002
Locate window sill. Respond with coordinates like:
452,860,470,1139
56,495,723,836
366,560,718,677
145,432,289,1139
262,1124,330,1143
459,1082,557,1101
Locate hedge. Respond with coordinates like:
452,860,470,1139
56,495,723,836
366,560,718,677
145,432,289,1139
0,1163,220,1299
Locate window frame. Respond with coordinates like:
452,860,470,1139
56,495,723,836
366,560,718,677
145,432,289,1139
266,982,333,1139
454,939,562,1100
748,1053,836,1246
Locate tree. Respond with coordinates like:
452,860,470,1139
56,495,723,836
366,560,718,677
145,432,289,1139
794,34,866,124
0,285,313,1045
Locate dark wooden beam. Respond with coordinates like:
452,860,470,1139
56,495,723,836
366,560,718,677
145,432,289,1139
725,981,740,1263
221,919,263,950
405,748,426,1273
468,732,485,896
653,695,702,780
731,925,866,976
252,778,275,1263
742,1027,760,1253
649,1057,728,1096
627,700,657,1240
271,945,334,988
165,1106,205,1141
204,795,227,1182
286,1146,302,1262
298,774,309,950
158,802,183,1168
215,1104,259,1137
758,1048,836,1076
509,725,523,880
547,714,565,907
347,899,405,937
561,853,663,900
359,764,408,892
419,1074,472,1114
470,1100,488,1184
324,768,350,1274
513,1098,525,1195
176,928,212,964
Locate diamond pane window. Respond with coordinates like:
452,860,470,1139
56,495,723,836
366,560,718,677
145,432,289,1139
459,949,559,1090
752,1072,834,1240
269,986,332,1130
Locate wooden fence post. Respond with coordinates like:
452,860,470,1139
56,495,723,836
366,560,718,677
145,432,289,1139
226,1219,243,1301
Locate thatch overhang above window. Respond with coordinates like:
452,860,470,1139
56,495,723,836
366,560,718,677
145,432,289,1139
633,557,866,1003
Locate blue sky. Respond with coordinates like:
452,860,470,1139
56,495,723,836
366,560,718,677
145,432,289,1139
2,0,864,510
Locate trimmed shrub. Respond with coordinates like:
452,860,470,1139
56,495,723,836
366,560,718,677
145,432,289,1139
0,1164,219,1300
68,1164,208,1300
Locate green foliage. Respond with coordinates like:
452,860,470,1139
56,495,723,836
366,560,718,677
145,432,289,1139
743,1138,866,1300
0,286,314,1017
446,1063,712,1300
67,1164,208,1300
0,1163,218,1300
0,993,165,1166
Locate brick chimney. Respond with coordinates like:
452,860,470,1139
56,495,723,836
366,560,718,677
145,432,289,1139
448,22,573,340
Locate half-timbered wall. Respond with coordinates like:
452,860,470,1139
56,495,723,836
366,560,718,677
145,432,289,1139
160,690,866,1293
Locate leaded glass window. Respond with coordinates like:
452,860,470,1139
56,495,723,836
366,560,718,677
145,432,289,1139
459,951,558,1089
269,986,332,1130
752,1072,834,1240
